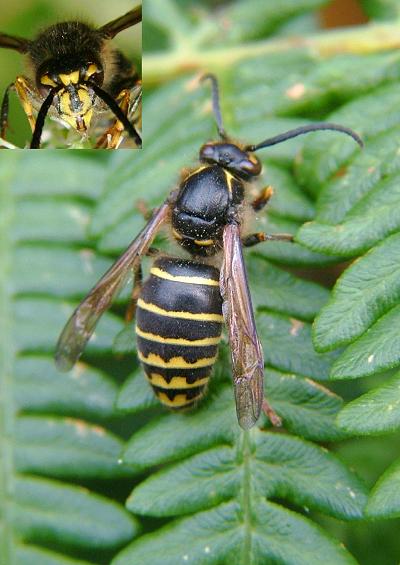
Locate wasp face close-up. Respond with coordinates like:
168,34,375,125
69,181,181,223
0,5,141,148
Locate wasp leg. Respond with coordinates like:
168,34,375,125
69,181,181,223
14,76,37,133
95,89,130,149
125,263,143,323
146,247,159,257
95,87,141,149
252,185,274,212
125,247,159,322
136,199,154,220
262,398,282,427
242,232,294,247
1,82,16,139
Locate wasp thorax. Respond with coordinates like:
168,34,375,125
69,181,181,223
199,142,261,179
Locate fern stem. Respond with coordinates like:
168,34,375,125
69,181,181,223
0,154,19,563
144,22,400,85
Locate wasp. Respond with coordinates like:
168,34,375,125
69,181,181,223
0,6,141,149
55,74,362,429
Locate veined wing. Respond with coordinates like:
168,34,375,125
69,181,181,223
55,200,169,372
220,222,264,429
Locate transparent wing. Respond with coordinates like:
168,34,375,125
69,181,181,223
98,6,142,39
0,32,30,53
220,222,264,429
55,201,169,372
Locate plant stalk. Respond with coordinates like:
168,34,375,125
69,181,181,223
144,22,400,85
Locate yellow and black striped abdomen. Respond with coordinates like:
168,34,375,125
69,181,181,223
136,256,223,409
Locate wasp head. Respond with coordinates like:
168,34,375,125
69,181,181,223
199,142,262,180
36,59,104,132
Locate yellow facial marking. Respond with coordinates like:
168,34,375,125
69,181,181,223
147,373,209,389
156,391,204,407
59,71,80,86
136,326,221,346
138,351,218,369
57,85,94,131
137,299,224,322
40,75,57,87
83,108,93,128
78,88,91,111
85,64,99,79
59,91,72,116
150,267,219,286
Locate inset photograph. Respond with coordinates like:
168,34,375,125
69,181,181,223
0,0,141,149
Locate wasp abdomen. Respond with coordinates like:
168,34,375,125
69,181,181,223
136,256,223,409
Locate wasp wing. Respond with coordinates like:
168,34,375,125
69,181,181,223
55,201,169,372
98,6,142,39
0,32,30,53
220,222,264,429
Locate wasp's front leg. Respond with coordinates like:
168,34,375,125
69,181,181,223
96,86,141,149
14,76,38,133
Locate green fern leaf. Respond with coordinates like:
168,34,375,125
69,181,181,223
0,153,139,563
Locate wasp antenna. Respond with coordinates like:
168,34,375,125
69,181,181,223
201,73,228,140
246,122,363,152
30,86,62,149
0,32,31,54
89,82,142,147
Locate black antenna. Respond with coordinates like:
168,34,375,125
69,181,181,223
88,82,142,147
246,122,363,152
30,86,62,149
201,73,227,140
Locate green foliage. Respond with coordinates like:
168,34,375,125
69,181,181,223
3,1,400,564
360,0,400,20
0,153,137,563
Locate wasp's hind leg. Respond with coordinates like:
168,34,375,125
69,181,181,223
125,247,159,323
125,263,143,323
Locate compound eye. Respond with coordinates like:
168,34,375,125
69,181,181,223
199,143,217,162
241,156,261,176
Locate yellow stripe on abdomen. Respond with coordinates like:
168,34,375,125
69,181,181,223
156,390,204,408
138,351,217,369
137,298,223,322
150,267,219,286
136,326,221,346
147,373,209,389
